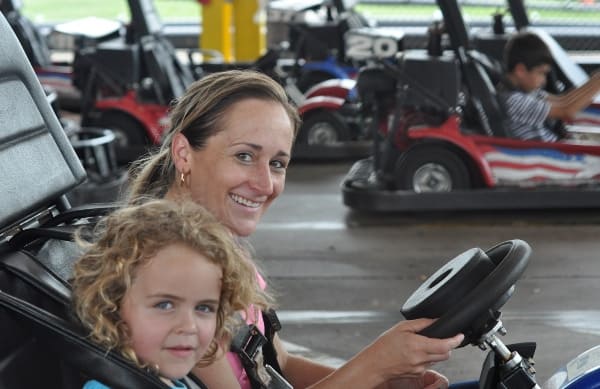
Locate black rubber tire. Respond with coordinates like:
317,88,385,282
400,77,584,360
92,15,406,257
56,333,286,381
297,110,351,146
88,111,151,166
394,146,471,192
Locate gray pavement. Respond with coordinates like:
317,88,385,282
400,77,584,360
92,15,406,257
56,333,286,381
249,160,600,386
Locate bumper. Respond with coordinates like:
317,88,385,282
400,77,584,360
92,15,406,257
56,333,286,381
342,158,600,212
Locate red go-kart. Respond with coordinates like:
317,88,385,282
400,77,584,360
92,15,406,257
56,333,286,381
341,0,600,212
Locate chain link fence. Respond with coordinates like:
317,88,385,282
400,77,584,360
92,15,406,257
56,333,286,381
357,0,600,51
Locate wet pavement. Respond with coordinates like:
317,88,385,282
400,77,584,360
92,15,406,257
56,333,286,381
248,160,600,385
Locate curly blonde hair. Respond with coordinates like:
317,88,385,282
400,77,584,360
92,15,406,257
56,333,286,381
72,199,271,369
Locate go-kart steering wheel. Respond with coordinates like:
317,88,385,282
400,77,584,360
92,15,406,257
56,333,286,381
401,239,531,345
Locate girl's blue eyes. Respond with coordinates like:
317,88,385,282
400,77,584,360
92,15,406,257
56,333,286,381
155,301,173,310
195,304,216,313
153,301,216,313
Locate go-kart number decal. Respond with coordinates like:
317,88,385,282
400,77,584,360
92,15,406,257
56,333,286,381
345,34,398,60
566,346,600,382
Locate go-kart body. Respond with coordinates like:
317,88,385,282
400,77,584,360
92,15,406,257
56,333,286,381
402,238,600,389
0,11,211,388
544,345,600,389
0,0,122,109
267,0,371,91
75,0,388,163
294,26,405,159
341,0,600,212
74,0,196,164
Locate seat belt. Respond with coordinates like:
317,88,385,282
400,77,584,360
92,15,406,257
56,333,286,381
230,309,292,389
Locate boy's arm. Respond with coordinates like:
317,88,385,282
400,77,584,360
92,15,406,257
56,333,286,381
547,72,600,121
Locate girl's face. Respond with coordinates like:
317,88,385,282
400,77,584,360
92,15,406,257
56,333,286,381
120,243,222,382
182,98,294,237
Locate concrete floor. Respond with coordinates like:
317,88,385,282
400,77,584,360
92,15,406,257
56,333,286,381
248,159,600,386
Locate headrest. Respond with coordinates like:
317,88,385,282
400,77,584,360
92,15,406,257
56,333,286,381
0,13,86,231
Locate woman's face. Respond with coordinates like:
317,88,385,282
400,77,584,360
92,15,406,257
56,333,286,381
185,98,294,237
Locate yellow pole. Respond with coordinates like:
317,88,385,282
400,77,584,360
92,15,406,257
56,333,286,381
232,0,266,62
200,0,234,62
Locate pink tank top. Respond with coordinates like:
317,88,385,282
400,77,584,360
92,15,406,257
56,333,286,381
226,272,267,389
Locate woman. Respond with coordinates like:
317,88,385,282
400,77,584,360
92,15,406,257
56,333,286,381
127,70,464,389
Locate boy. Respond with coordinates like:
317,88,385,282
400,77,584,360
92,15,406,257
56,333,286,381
499,32,600,141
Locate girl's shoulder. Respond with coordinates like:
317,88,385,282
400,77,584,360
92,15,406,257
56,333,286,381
82,380,111,389
83,378,189,389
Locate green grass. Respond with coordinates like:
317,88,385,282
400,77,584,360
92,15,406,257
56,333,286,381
356,3,600,23
22,0,201,23
21,0,600,24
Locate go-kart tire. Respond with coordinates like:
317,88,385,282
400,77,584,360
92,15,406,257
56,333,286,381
395,146,470,192
297,110,351,146
89,111,151,166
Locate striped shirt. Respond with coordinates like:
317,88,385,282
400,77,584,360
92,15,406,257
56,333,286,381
499,88,558,142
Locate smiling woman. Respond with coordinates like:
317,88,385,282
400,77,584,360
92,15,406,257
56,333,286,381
124,69,465,389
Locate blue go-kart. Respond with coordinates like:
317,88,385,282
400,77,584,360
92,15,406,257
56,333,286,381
404,239,600,389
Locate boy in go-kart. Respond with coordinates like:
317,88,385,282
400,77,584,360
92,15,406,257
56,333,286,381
498,32,600,142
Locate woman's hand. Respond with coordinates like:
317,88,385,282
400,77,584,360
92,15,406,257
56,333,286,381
291,318,464,389
381,370,450,389
369,318,464,382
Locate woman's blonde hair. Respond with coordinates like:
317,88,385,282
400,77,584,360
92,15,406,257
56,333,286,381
127,69,300,202
72,199,271,368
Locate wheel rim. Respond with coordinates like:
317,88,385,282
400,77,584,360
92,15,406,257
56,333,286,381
110,128,129,148
307,122,339,145
412,163,452,192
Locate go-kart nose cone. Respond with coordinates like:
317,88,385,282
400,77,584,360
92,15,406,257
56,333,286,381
402,247,495,319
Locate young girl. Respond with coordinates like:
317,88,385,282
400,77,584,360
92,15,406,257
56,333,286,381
71,199,271,389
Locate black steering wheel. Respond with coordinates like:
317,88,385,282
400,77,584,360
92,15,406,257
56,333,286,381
401,239,531,345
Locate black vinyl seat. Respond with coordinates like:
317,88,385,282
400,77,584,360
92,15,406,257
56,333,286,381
436,0,509,138
128,0,195,104
0,12,205,389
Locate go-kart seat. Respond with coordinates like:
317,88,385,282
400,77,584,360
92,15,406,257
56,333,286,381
435,0,509,137
356,65,396,102
129,0,195,104
0,8,81,387
140,34,194,104
0,12,206,389
0,0,52,68
0,290,178,389
460,51,509,137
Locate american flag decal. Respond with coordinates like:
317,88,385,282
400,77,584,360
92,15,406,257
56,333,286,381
481,146,600,187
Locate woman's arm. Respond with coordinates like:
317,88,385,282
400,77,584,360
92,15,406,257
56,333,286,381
273,334,336,388
276,318,464,389
376,370,450,389
192,354,241,389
